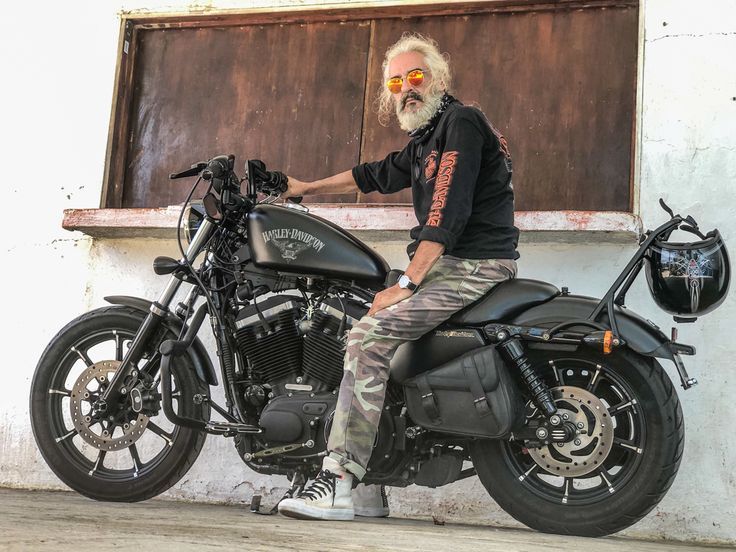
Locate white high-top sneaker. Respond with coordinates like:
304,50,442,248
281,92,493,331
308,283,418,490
353,484,390,517
278,458,354,521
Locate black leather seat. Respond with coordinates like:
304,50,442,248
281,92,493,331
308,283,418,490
448,278,560,324
385,270,559,324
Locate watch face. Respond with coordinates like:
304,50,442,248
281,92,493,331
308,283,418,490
398,275,415,290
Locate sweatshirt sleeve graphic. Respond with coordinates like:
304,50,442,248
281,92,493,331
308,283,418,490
426,151,458,227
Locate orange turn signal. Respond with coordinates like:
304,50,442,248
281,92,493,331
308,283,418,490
603,330,613,354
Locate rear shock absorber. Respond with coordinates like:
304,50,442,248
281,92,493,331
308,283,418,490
496,336,557,417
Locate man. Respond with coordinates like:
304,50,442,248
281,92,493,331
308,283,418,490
278,33,519,521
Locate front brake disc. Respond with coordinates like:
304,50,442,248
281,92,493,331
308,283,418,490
69,360,149,452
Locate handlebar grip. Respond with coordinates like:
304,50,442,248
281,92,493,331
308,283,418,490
204,155,230,180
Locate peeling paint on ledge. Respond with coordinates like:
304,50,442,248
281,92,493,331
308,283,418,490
62,206,643,240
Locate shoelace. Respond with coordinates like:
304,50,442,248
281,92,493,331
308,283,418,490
299,469,338,501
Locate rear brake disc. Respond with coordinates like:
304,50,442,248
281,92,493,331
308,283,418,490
527,386,614,477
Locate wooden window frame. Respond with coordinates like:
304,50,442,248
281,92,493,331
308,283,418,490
66,0,643,239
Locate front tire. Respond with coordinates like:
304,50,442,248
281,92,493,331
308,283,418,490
471,348,684,536
30,306,210,502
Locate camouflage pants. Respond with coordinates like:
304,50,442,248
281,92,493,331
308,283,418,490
327,256,517,479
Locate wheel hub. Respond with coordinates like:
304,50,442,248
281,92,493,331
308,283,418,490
527,386,614,477
70,360,149,451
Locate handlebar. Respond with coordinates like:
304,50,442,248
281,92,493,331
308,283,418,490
246,159,302,203
169,155,302,213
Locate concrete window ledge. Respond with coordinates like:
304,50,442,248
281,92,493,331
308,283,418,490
62,205,642,242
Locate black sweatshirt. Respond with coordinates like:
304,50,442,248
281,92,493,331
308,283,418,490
352,101,520,260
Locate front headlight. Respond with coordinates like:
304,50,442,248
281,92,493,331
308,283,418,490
182,201,206,244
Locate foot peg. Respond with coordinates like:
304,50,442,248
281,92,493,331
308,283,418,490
204,421,262,435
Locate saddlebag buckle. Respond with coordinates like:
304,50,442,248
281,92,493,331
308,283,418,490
416,375,442,424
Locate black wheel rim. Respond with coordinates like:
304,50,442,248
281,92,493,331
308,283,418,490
43,327,185,483
501,357,647,506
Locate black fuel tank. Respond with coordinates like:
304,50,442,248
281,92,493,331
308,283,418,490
247,205,390,284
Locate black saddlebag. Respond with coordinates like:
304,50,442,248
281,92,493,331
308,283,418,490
403,345,522,438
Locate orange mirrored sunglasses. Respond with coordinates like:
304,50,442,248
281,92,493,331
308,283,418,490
386,69,426,94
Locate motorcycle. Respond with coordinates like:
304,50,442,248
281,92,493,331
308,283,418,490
30,154,730,536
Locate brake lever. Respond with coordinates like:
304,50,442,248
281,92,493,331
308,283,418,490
169,162,207,180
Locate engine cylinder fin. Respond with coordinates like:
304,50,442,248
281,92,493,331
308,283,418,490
236,308,302,384
302,310,347,390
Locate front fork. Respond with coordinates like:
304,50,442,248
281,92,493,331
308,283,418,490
99,218,217,407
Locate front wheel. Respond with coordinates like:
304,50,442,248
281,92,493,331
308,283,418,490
30,306,210,502
471,348,684,537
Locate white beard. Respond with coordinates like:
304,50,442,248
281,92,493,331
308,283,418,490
396,91,443,132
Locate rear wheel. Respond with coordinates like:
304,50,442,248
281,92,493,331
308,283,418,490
471,348,684,536
30,306,210,502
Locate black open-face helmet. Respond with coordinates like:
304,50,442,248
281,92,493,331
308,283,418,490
645,228,730,318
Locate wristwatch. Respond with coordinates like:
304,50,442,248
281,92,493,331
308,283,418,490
397,274,419,292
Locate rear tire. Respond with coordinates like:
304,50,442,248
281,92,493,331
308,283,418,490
30,306,210,502
471,348,684,536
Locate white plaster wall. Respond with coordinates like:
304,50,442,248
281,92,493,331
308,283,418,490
0,0,734,544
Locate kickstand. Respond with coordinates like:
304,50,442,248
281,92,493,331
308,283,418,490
249,472,306,515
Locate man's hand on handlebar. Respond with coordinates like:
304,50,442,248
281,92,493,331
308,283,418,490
285,176,310,198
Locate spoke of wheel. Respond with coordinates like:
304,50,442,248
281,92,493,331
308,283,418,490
608,398,638,417
48,388,71,397
586,364,603,392
562,477,572,504
114,331,124,362
80,392,98,404
71,346,94,367
89,419,104,431
549,360,564,385
147,421,174,446
129,444,143,477
517,463,538,482
55,428,78,443
613,436,643,454
103,422,116,438
596,466,616,494
89,450,107,476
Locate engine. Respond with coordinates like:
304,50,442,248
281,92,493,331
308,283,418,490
234,295,305,391
233,292,401,476
234,294,365,393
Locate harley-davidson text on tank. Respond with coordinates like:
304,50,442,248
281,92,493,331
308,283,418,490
261,228,326,262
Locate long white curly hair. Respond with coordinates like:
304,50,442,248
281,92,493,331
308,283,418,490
376,33,453,127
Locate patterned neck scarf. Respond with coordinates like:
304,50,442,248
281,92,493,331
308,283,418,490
407,92,456,143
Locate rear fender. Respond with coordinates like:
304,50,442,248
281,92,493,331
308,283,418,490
104,295,218,386
509,295,676,361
